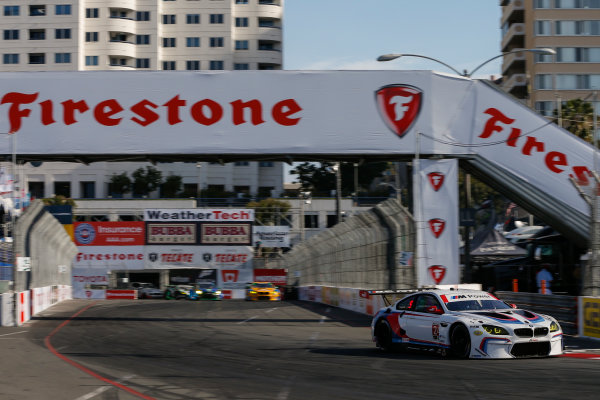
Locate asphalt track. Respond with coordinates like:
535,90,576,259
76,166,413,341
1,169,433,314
2,299,600,400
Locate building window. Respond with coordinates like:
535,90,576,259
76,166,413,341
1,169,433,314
29,5,46,16
29,53,45,64
136,35,150,45
86,8,99,18
556,0,600,7
86,32,99,42
236,0,249,3
163,61,176,70
186,60,200,70
3,6,19,16
29,29,46,40
136,11,150,21
54,182,71,198
3,54,19,64
535,101,555,117
234,161,249,166
55,53,71,63
258,186,274,197
535,20,551,36
534,51,554,63
235,17,249,27
327,214,339,228
534,74,552,90
210,37,224,47
3,30,19,40
55,29,71,39
210,60,224,70
162,14,176,24
186,37,200,47
163,37,176,47
80,182,96,199
55,5,71,15
28,182,44,199
136,58,150,69
304,214,318,229
235,40,249,50
557,47,600,62
556,21,577,35
86,55,99,66
210,14,224,24
259,161,274,167
234,63,249,70
186,14,200,24
110,57,127,66
534,0,552,7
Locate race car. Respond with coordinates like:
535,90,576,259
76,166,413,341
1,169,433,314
370,288,563,359
188,282,224,300
164,284,193,300
245,282,282,301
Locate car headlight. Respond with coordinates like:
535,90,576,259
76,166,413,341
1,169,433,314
550,321,561,332
482,325,509,335
215,291,221,295
196,290,203,294
250,291,257,294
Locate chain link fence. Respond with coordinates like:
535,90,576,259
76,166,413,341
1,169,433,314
281,199,416,290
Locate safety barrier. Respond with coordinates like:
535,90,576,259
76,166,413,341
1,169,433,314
0,292,15,326
579,297,600,340
16,290,30,326
282,199,415,290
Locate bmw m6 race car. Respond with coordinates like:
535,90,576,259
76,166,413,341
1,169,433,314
245,282,282,301
188,283,224,300
370,288,563,359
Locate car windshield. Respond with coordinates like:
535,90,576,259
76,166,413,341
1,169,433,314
253,282,274,288
196,283,215,289
445,299,512,311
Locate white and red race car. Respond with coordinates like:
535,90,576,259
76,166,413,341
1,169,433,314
370,288,563,359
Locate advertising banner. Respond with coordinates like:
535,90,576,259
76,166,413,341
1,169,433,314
200,223,252,245
414,159,459,286
253,268,287,286
74,246,145,270
74,222,145,246
169,268,217,284
253,226,290,247
580,296,600,339
218,268,253,290
146,223,197,245
72,267,109,299
144,209,254,222
145,245,253,269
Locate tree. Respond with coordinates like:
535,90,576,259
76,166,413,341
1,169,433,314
161,175,182,198
132,166,162,197
246,198,291,225
554,98,595,143
109,172,131,197
291,161,388,197
42,195,76,207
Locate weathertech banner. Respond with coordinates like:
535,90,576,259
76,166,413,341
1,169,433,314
144,209,254,222
414,159,459,286
73,222,145,246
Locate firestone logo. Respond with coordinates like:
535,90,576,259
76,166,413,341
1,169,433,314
375,84,422,138
428,265,446,284
427,172,445,191
428,218,446,239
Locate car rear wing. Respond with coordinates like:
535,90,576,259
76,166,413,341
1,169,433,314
367,288,435,307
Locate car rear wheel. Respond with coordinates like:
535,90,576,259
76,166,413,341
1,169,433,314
375,320,394,352
450,324,471,359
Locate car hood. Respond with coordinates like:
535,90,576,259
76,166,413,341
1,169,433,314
449,309,549,325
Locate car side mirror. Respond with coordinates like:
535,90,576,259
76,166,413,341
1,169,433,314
427,306,444,314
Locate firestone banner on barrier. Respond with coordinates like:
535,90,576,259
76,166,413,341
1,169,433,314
415,159,459,286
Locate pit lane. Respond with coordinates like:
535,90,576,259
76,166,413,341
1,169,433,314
16,299,600,399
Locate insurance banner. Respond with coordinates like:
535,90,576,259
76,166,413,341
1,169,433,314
414,159,459,286
74,222,145,246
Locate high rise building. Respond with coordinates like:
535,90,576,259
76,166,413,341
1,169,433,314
0,0,284,203
500,0,600,117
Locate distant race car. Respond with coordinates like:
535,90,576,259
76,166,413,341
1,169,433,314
188,282,224,300
245,282,282,301
132,283,163,299
164,285,193,300
370,288,563,359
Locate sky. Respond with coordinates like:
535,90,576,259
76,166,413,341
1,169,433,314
281,0,502,182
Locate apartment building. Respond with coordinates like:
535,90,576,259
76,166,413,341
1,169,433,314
501,0,600,116
0,0,284,200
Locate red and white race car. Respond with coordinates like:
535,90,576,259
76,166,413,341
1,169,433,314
370,288,563,359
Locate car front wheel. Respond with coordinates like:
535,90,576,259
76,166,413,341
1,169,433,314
450,324,471,359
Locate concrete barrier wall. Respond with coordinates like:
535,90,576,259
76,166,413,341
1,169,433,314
1,293,15,326
282,199,415,290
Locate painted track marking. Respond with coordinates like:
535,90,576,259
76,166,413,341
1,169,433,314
0,330,27,338
44,302,156,400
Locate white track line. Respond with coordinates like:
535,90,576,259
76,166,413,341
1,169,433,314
74,374,136,400
0,330,27,337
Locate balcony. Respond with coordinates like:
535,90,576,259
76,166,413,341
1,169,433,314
501,23,525,52
502,49,526,74
502,73,528,97
257,1,283,18
107,0,135,10
107,16,136,35
501,0,524,26
107,41,136,58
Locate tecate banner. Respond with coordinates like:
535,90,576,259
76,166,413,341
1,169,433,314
253,226,290,247
144,245,254,269
144,208,254,222
74,222,145,246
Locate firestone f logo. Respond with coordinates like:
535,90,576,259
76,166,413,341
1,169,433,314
428,218,446,238
376,85,422,138
427,172,445,191
428,265,446,285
